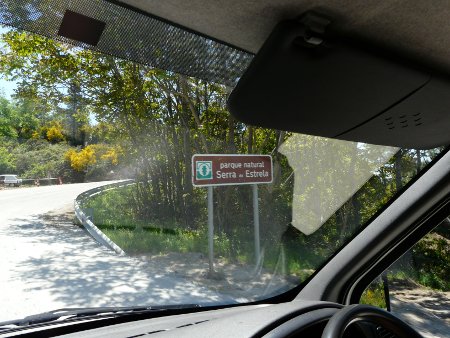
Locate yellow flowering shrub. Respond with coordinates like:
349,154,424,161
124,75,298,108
65,144,121,172
46,123,65,143
65,145,96,172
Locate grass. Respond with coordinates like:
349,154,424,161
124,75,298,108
101,227,206,255
82,187,316,282
100,223,317,284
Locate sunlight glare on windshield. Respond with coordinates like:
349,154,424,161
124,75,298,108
279,134,398,235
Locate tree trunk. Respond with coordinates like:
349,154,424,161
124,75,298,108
247,126,254,154
416,149,422,174
394,150,403,192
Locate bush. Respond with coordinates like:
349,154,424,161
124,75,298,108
13,139,73,180
412,232,449,291
360,279,387,309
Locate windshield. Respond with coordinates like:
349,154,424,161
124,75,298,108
0,22,446,322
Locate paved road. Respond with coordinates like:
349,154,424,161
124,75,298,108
0,183,233,322
391,288,450,338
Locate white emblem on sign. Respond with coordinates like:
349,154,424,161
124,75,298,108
196,161,213,180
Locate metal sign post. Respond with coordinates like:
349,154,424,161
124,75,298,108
252,184,260,264
207,186,214,273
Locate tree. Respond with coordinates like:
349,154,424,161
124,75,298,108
0,141,15,173
0,96,18,138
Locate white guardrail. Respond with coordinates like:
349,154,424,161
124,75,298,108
74,180,135,256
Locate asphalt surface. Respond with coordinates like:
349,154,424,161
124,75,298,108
391,289,450,338
0,183,233,322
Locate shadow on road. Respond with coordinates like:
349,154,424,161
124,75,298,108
1,210,232,319
390,280,450,338
393,289,449,320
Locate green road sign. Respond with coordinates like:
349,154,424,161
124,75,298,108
196,161,213,180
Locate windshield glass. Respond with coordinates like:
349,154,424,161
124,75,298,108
0,23,446,322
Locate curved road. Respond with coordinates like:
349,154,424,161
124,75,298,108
0,183,233,322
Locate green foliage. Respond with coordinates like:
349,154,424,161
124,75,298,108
384,224,449,292
0,96,18,138
360,279,387,309
81,186,135,226
0,139,16,173
412,230,449,291
101,228,207,256
13,139,72,179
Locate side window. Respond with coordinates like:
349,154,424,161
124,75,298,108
360,217,449,338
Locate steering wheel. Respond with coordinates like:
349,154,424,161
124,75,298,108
321,304,423,338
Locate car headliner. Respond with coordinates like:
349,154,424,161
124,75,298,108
118,0,450,75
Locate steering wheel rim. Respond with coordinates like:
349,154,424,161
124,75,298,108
321,304,423,338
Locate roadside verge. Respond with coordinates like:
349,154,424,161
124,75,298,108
74,180,134,255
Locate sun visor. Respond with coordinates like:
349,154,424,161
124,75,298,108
227,12,450,149
0,0,252,87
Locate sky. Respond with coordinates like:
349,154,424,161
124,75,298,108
0,78,17,99
0,24,17,99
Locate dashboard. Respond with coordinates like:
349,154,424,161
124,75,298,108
1,301,398,338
